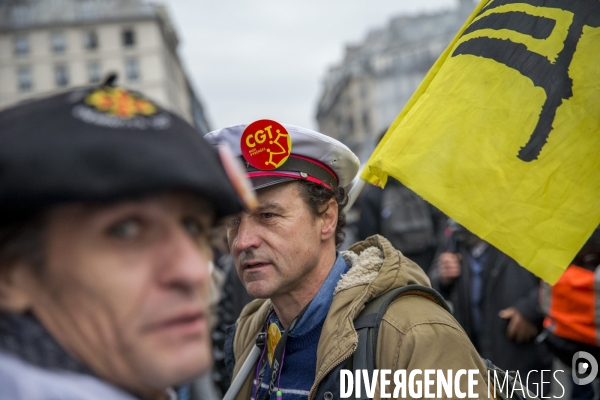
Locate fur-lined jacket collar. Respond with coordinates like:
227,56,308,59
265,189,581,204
231,235,431,380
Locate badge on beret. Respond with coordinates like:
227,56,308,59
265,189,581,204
85,87,157,118
240,120,291,170
72,86,171,130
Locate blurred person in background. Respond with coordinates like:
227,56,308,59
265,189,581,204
356,131,444,272
209,224,253,397
186,225,241,400
0,81,252,400
357,176,444,273
540,225,600,400
430,220,552,396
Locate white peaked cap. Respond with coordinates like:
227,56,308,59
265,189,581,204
205,122,360,190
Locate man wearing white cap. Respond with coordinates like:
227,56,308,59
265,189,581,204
207,120,490,400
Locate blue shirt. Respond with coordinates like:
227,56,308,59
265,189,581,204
468,243,488,342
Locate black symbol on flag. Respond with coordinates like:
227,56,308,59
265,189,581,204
452,0,600,162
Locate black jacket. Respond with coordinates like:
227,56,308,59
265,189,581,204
430,244,551,375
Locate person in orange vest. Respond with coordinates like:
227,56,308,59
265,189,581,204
541,225,600,400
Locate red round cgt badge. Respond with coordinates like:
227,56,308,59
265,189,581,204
240,120,291,170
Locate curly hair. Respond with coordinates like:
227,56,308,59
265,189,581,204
296,180,348,249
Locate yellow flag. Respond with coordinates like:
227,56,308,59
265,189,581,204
361,0,600,284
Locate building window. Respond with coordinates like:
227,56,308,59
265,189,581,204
88,62,101,83
55,65,69,87
14,35,29,56
362,111,370,133
11,5,31,25
122,28,135,47
360,83,368,99
125,59,139,81
17,67,32,92
79,0,95,19
51,32,66,53
84,30,98,50
347,118,354,135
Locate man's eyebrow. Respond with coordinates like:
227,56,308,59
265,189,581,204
255,202,285,213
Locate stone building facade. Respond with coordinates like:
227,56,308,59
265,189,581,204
316,0,476,161
0,0,211,132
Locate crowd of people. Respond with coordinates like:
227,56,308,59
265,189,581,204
0,80,597,400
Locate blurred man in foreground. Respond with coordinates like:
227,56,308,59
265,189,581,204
0,82,253,400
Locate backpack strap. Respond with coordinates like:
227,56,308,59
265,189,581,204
351,285,539,400
352,284,451,400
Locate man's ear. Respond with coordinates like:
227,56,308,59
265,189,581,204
0,264,33,313
320,198,338,242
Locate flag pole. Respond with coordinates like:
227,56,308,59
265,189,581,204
223,334,265,400
343,177,367,214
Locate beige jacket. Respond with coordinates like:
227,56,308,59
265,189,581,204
231,235,491,399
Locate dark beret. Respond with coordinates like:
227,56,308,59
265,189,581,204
0,84,243,218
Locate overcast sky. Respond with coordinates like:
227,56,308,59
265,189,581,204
160,0,457,131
